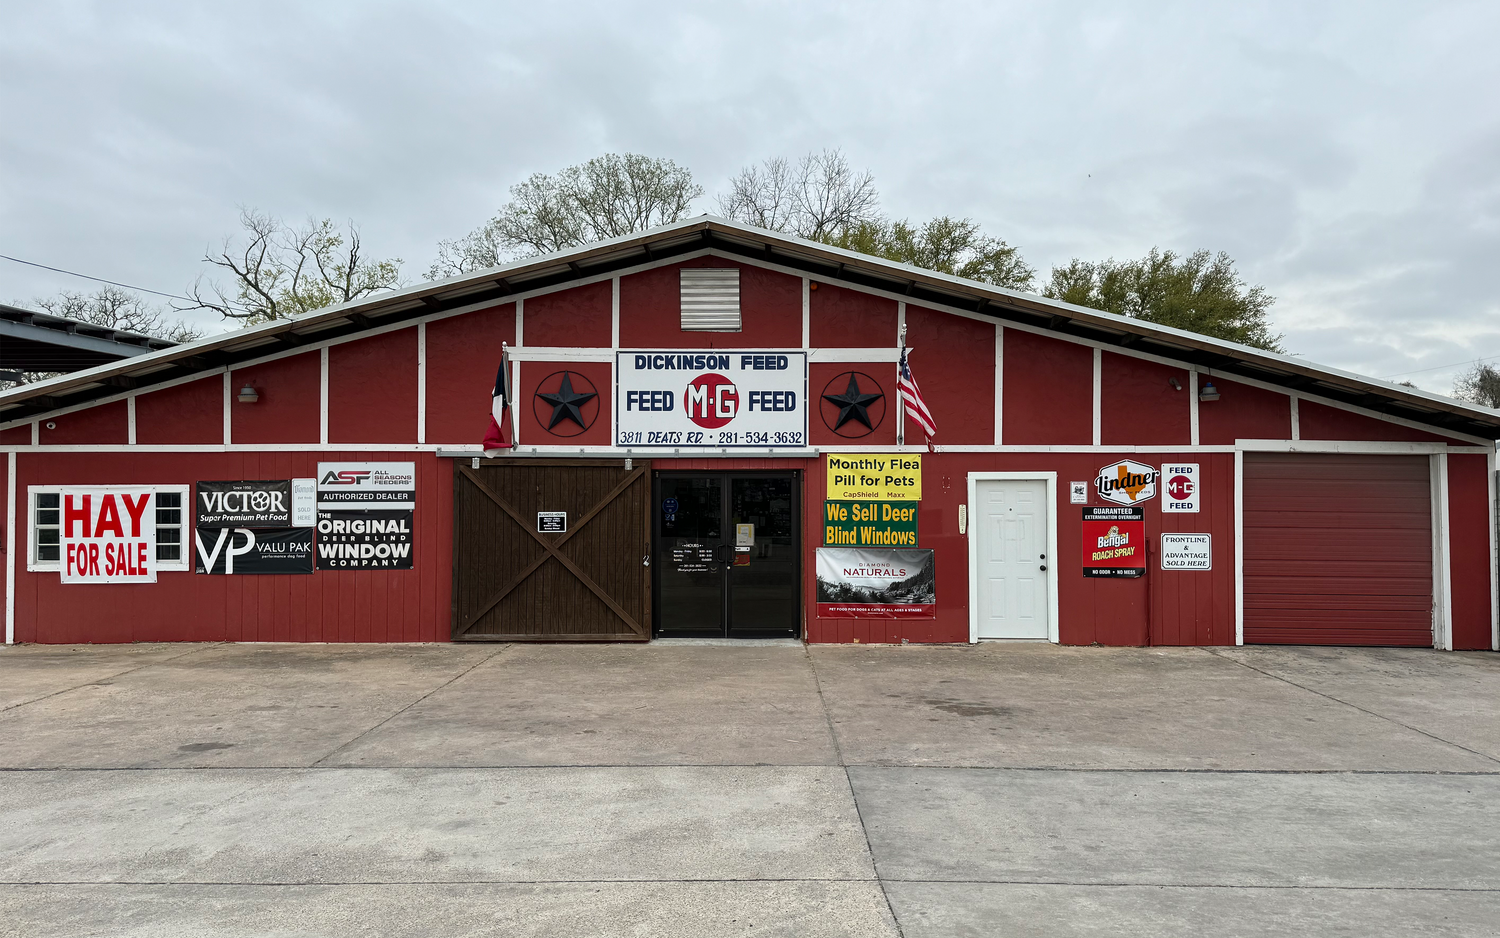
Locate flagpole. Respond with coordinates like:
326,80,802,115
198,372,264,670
896,325,906,447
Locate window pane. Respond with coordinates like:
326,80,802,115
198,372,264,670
158,492,181,507
156,508,180,525
38,545,59,562
37,493,59,509
157,544,181,561
157,527,181,545
37,509,59,525
37,530,59,546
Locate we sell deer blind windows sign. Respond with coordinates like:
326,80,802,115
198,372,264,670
616,351,807,448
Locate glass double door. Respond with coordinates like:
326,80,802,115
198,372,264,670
655,472,800,638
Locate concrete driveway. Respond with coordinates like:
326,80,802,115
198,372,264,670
0,641,1497,937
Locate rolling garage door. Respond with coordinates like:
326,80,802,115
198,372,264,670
1243,453,1433,646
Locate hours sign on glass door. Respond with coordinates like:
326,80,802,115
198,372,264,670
616,351,807,448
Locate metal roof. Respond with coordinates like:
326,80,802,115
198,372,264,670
0,303,177,378
1,216,1496,439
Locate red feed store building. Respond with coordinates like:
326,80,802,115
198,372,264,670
2,217,1495,650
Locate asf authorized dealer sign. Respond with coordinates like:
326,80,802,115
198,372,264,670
616,351,807,448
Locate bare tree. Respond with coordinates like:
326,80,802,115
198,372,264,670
184,209,403,324
718,149,879,242
1453,362,1500,409
32,286,203,342
429,154,702,277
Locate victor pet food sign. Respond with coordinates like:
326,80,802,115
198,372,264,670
58,487,157,583
615,351,807,448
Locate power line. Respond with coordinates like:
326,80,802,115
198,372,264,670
0,251,236,309
1380,355,1497,380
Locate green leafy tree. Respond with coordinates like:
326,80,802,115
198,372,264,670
185,209,403,325
1453,362,1500,408
1043,248,1282,351
827,216,1035,290
430,153,702,277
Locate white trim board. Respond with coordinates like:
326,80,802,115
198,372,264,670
966,471,1060,645
1432,452,1453,650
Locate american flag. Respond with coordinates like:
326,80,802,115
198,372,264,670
898,346,936,438
481,344,513,452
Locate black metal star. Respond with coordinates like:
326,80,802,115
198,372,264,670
536,372,597,430
822,373,884,431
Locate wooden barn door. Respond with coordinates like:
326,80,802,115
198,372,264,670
452,459,651,641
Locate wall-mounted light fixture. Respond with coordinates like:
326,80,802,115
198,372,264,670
1199,380,1221,402
236,385,260,403
1168,377,1182,391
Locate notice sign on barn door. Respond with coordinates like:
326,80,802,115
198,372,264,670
59,487,157,583
1081,506,1145,578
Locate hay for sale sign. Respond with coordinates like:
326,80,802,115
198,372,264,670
615,351,807,448
1081,506,1145,578
59,487,156,583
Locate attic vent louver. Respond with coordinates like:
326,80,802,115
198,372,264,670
680,268,741,331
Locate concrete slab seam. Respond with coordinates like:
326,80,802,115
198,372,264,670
1204,648,1500,767
804,644,905,938
308,644,514,767
0,643,227,715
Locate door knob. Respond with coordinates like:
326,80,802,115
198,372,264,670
1039,565,1047,571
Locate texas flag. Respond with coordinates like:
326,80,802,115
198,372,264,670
482,345,513,453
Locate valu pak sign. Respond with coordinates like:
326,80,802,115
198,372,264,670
615,351,807,448
58,487,157,583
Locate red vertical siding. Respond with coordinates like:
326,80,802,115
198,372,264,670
1100,353,1190,446
135,376,222,445
38,400,128,445
525,282,612,348
12,451,450,644
1299,400,1458,443
229,353,322,444
328,329,419,444
809,282,896,347
903,306,994,445
619,258,802,349
1447,453,1493,650
1001,329,1092,444
0,425,31,445
424,304,515,445
1197,377,1291,444
517,361,612,447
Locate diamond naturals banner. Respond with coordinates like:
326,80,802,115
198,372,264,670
317,510,414,570
196,480,292,528
194,527,314,575
814,548,935,619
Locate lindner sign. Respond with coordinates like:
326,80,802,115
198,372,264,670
1095,459,1159,507
615,351,807,448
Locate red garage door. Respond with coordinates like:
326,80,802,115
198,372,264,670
1243,453,1433,646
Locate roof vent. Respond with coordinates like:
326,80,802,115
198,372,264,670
680,268,741,332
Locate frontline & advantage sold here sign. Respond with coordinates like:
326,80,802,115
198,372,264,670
615,351,807,448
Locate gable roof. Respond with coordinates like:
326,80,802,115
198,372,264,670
1,215,1496,439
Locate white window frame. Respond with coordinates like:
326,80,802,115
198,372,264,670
27,485,192,573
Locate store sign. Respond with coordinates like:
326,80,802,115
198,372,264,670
58,487,157,584
824,501,919,547
316,510,415,569
537,511,567,533
1161,533,1211,570
1095,459,1159,507
1081,506,1145,578
196,480,291,528
815,548,935,618
291,479,316,527
826,454,922,501
194,527,314,575
1161,463,1200,513
1069,481,1088,505
316,462,415,509
615,351,807,448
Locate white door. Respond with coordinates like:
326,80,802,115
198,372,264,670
975,479,1050,639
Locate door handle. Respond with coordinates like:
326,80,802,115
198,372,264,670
1039,565,1047,571
642,553,650,567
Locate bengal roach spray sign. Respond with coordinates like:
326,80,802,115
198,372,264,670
1081,506,1145,578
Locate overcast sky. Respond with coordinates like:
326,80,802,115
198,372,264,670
4,2,1497,393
